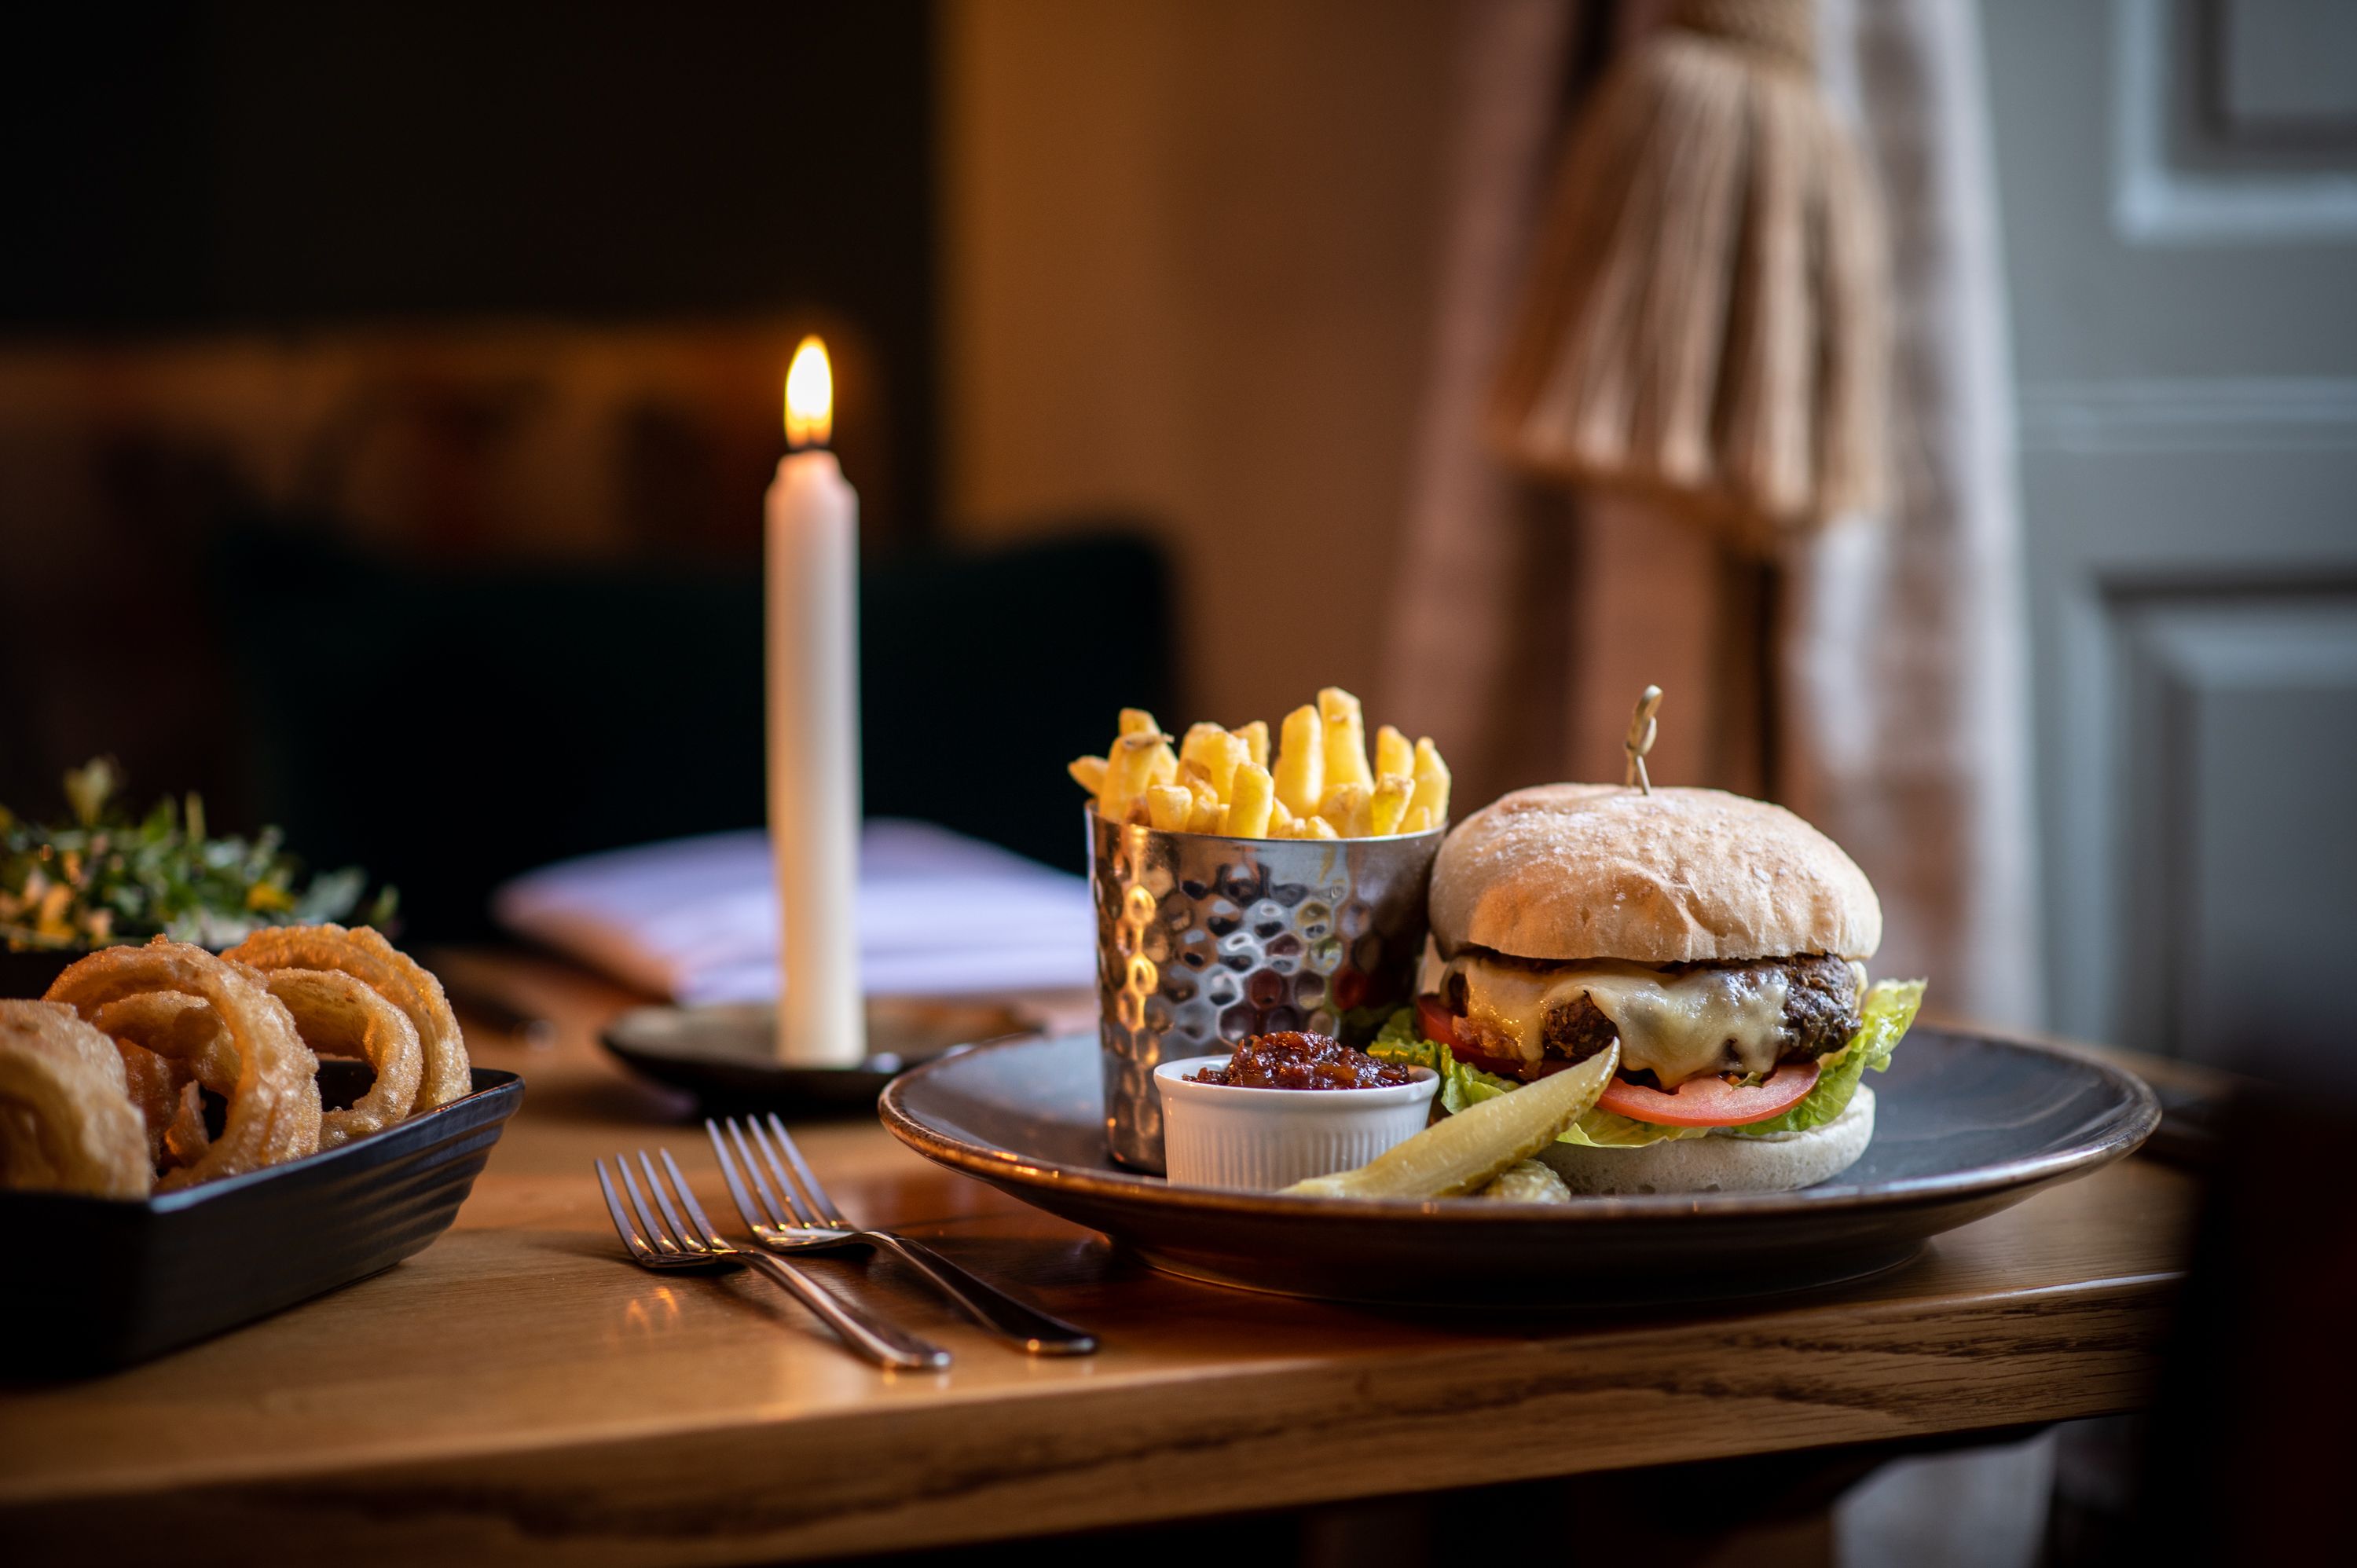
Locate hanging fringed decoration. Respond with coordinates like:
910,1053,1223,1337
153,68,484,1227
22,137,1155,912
1488,0,1889,554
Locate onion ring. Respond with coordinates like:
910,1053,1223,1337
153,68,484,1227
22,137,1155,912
260,968,423,1146
115,1039,184,1168
163,1077,211,1169
226,925,471,1111
95,991,241,1094
95,991,242,1175
0,999,152,1197
48,940,321,1189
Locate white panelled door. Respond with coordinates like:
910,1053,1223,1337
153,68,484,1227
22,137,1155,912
1984,0,2357,1072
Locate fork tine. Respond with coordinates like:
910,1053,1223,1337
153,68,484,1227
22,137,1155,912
596,1158,656,1262
615,1150,682,1255
636,1151,707,1258
705,1119,771,1234
765,1114,852,1229
744,1116,819,1227
660,1148,727,1248
724,1116,794,1229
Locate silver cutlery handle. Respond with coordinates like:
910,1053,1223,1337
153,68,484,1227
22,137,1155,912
742,1251,952,1370
861,1232,1098,1355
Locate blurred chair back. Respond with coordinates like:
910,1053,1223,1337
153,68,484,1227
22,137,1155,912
210,526,1171,941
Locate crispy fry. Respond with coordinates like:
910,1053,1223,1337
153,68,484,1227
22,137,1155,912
1182,725,1247,802
1144,784,1194,832
1319,782,1373,838
1223,760,1274,837
1410,736,1452,824
1102,731,1166,821
1318,687,1373,792
1080,702,1447,842
1274,705,1325,818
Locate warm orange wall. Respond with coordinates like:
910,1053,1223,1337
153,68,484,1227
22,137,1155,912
940,0,1454,735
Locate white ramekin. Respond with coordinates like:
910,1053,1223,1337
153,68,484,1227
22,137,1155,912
1153,1056,1440,1192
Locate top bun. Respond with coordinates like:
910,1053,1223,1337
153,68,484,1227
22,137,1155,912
1429,785,1881,964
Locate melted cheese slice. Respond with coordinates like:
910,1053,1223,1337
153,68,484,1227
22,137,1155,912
1446,956,1793,1088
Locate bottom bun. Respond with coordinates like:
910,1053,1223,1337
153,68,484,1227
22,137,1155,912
1535,1086,1875,1196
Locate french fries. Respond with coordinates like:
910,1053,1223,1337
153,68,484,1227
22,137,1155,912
1069,689,1451,841
1318,781,1373,839
1274,705,1324,818
1224,760,1274,837
1409,735,1451,824
1319,688,1373,792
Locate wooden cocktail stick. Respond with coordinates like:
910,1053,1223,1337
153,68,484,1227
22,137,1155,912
1624,685,1662,794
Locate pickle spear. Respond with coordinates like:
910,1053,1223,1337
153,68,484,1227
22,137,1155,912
1284,1042,1619,1200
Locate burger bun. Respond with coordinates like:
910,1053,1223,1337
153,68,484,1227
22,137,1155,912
1535,1085,1875,1196
1431,784,1881,965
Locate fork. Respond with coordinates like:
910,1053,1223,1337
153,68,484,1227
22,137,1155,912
709,1114,1099,1356
594,1149,951,1370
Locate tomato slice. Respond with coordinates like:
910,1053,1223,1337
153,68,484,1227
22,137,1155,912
1415,994,1464,1050
1415,995,1574,1082
1595,1058,1821,1127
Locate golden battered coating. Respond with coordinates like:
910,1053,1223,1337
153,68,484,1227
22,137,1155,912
0,999,152,1198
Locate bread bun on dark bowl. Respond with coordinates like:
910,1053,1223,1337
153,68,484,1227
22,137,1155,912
1369,784,1924,1195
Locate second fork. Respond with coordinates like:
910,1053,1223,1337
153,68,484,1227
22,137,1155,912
598,1148,951,1371
710,1116,1099,1356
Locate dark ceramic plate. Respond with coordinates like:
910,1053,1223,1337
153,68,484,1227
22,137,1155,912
879,1028,2161,1304
601,996,1043,1111
0,1061,523,1376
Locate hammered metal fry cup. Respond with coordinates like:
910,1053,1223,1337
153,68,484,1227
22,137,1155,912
1087,809,1442,1172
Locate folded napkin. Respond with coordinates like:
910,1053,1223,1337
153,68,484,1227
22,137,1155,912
491,820,1097,1004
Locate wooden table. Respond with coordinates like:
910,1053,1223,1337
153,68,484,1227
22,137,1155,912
0,954,2202,1566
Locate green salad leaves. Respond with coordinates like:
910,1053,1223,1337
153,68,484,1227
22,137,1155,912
1724,980,1923,1135
0,758,394,953
1366,978,1924,1147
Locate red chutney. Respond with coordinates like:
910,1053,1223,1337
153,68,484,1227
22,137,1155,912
1189,1031,1414,1090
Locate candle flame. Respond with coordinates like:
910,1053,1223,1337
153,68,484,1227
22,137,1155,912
784,336,833,448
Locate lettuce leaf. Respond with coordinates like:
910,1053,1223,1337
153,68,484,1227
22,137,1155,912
1722,979,1923,1137
1365,976,1926,1147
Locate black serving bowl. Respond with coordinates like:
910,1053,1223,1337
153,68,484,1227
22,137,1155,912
0,1058,523,1376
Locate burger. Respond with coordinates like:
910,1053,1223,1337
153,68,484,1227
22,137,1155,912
1371,784,1924,1194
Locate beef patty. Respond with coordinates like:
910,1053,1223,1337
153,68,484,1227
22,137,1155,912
1444,954,1862,1080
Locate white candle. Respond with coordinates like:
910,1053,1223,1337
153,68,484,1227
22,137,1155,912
763,336,865,1067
